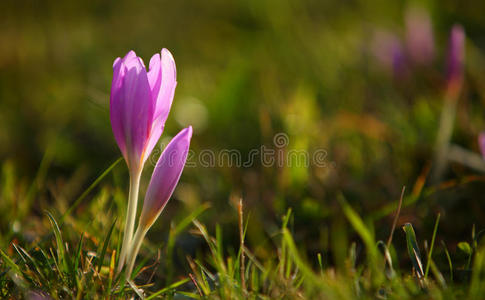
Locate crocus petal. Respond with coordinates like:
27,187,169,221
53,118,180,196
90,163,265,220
123,50,144,71
479,132,485,160
142,49,177,164
123,50,137,61
147,53,162,96
110,50,155,172
143,122,165,166
142,53,164,164
110,49,179,172
154,48,177,124
113,57,121,68
122,62,154,168
138,126,192,230
110,57,128,161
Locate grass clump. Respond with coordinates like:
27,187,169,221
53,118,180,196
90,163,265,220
1,181,485,299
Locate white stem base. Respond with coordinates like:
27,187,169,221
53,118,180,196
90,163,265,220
125,226,148,279
117,171,141,274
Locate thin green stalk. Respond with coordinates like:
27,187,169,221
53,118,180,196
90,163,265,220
387,186,405,248
469,248,485,298
425,213,440,278
61,157,122,225
433,96,458,181
117,170,141,273
441,240,453,282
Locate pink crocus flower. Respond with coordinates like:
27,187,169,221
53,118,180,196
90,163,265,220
445,25,465,100
110,49,177,273
405,6,435,66
370,30,408,79
110,49,177,174
433,26,465,181
125,126,193,277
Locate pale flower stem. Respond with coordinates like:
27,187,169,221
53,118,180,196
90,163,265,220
125,226,148,279
432,96,457,182
117,170,141,274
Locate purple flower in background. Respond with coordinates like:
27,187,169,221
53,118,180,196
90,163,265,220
445,25,465,99
110,49,177,174
405,6,435,66
479,132,485,159
391,42,408,79
371,30,408,78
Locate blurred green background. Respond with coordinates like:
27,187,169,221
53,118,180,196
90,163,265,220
2,0,485,278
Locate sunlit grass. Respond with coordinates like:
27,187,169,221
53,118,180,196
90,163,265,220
1,159,484,299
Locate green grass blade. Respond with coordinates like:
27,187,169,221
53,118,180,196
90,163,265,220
11,244,27,264
402,223,424,278
0,248,22,274
166,203,209,282
215,224,225,274
173,203,209,238
474,229,485,248
0,248,28,290
429,260,447,288
469,248,485,298
46,211,72,275
74,233,84,273
282,228,319,285
48,247,63,280
96,219,117,273
425,213,440,278
317,253,324,274
192,220,218,259
339,195,377,263
16,245,47,282
242,246,265,273
24,146,54,216
377,241,394,278
107,249,116,296
175,291,199,299
145,277,190,300
441,240,453,282
131,254,152,279
61,157,122,223
282,208,292,230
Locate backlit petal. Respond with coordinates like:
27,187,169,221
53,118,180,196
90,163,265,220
138,126,192,229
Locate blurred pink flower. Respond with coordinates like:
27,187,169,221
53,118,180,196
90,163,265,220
405,6,435,66
445,25,465,99
371,30,408,78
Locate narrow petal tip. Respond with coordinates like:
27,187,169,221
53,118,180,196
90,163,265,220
182,126,193,139
113,57,121,68
124,50,137,60
161,48,177,78
149,53,161,70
